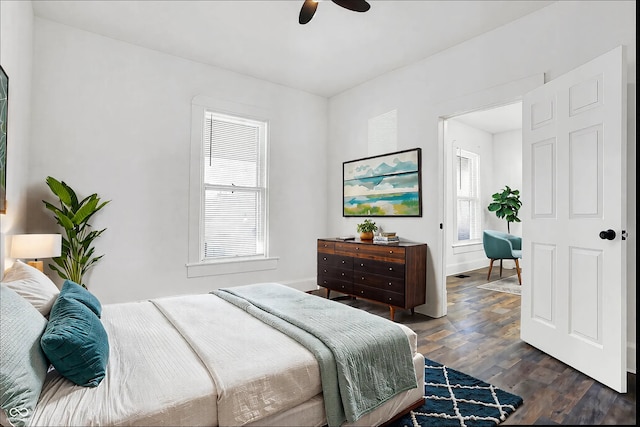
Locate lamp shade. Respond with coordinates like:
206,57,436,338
10,234,62,259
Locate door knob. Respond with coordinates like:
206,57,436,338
599,229,616,240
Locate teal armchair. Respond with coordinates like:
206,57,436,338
482,230,522,285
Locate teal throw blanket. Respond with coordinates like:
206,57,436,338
212,283,417,427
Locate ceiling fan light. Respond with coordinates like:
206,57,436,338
299,0,319,24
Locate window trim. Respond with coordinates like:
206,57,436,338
187,95,277,277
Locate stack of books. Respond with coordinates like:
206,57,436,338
373,232,399,243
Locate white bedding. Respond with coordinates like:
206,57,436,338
31,301,217,426
29,291,423,426
152,293,323,426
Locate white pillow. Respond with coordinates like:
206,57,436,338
1,260,60,317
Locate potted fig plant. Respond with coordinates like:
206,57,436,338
43,176,110,288
487,185,522,234
356,219,378,240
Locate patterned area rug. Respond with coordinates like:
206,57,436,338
390,358,523,427
477,276,521,295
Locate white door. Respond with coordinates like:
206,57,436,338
521,46,627,392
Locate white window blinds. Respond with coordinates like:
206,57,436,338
202,112,267,260
456,148,481,241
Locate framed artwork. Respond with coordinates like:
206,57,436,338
343,148,422,217
0,65,7,214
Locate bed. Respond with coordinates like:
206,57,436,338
1,261,424,427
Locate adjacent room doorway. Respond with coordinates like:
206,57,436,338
443,102,523,280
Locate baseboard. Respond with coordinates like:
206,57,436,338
628,342,636,374
446,259,488,276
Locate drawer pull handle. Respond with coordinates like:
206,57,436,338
389,267,393,271
323,269,327,273
323,257,327,261
361,277,365,280
361,291,364,294
342,260,345,264
341,272,345,276
356,247,359,250
388,297,392,301
389,250,393,254
388,282,392,286
360,263,364,267
323,280,327,284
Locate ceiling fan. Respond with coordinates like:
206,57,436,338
299,0,371,25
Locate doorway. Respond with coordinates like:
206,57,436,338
443,101,523,281
431,72,542,319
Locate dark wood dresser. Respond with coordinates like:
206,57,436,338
317,238,427,321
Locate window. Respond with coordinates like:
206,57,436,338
202,112,267,259
188,96,276,277
455,148,481,243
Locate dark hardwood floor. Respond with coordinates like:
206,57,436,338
316,267,637,425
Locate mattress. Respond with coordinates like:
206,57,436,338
28,290,423,426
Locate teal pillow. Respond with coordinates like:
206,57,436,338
40,295,109,387
59,280,102,318
0,285,49,427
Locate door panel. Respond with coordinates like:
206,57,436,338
522,46,626,392
531,242,555,324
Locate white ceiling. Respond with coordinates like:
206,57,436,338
31,0,555,98
451,102,523,134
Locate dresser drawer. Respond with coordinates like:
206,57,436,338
317,253,353,269
318,276,353,294
318,265,352,282
353,272,405,294
335,242,405,262
317,240,336,254
353,284,405,307
353,259,404,279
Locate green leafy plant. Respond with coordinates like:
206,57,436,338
488,185,522,234
43,176,110,288
356,219,378,233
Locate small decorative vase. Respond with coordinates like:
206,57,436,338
360,231,374,240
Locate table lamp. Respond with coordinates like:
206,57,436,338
10,234,62,272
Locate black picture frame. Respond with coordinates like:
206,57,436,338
343,148,422,217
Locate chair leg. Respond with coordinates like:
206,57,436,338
514,259,522,285
499,259,503,277
487,259,495,280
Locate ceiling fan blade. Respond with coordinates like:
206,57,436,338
299,0,319,24
331,0,371,13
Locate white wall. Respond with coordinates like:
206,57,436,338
0,0,33,277
489,129,523,235
328,1,635,370
444,119,494,275
26,18,329,303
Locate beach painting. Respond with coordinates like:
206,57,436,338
343,148,422,217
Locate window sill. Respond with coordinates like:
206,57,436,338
452,241,483,254
186,256,279,278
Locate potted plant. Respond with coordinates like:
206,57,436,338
356,219,378,240
487,185,522,234
43,176,110,288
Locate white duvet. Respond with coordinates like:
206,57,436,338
29,292,421,426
